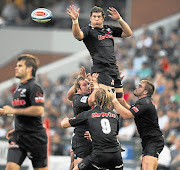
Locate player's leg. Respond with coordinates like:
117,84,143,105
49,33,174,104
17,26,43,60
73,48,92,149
142,155,158,170
142,136,164,170
73,139,92,167
74,157,83,167
97,73,124,104
6,162,20,170
69,150,75,170
29,131,48,170
114,77,124,105
73,165,79,170
6,147,26,170
34,167,48,170
97,72,114,90
74,154,97,170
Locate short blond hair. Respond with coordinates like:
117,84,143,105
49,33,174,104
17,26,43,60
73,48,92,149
95,88,112,110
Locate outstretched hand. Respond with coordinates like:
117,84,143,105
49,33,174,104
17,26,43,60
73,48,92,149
107,7,121,20
80,66,87,78
119,71,124,81
92,73,99,84
67,5,80,20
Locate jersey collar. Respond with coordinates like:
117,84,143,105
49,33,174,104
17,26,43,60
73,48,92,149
20,78,35,85
89,24,104,30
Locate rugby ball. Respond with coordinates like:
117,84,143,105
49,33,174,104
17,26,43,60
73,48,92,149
31,8,53,23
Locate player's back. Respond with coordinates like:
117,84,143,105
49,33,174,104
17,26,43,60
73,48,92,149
86,106,120,152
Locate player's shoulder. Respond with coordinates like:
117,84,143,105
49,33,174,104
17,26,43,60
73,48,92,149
28,78,42,90
81,25,91,31
75,93,90,99
136,97,153,105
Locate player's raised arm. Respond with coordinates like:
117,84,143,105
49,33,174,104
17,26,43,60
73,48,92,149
67,5,84,40
109,88,134,119
107,7,132,37
88,73,99,106
67,66,87,101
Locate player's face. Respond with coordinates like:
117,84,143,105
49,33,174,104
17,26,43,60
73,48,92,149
78,79,90,94
90,12,104,28
15,60,29,80
133,82,147,97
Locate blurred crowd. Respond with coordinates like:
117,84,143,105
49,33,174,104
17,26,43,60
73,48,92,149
0,4,179,168
0,0,125,28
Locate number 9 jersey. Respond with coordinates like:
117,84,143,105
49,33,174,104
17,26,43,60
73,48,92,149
69,106,120,153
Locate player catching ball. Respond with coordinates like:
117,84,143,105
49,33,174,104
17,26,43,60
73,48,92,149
67,5,132,104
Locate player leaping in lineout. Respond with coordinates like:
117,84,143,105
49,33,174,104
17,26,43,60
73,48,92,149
67,5,132,104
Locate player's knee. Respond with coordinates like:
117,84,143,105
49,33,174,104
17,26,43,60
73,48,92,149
6,162,20,170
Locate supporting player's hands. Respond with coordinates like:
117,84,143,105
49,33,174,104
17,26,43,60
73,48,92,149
3,105,15,115
84,131,92,141
108,87,117,102
6,129,15,140
67,5,80,20
80,66,87,78
0,108,6,116
119,71,124,81
107,7,122,21
92,73,99,85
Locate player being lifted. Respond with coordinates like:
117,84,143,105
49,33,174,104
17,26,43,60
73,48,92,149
67,5,132,103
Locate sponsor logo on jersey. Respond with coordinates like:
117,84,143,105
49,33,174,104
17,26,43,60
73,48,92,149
98,34,113,40
132,106,139,113
35,96,44,103
12,98,26,106
92,112,116,118
80,96,88,103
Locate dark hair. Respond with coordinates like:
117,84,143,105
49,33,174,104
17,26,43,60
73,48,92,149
90,6,105,18
141,80,155,97
16,54,39,77
74,76,86,93
95,88,112,110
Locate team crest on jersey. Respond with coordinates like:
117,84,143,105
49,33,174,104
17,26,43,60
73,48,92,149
80,96,88,103
106,28,112,33
19,88,26,97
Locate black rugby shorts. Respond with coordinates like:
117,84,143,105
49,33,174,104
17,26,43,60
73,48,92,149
78,150,123,170
72,137,92,159
142,136,164,158
98,72,122,88
7,130,47,168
